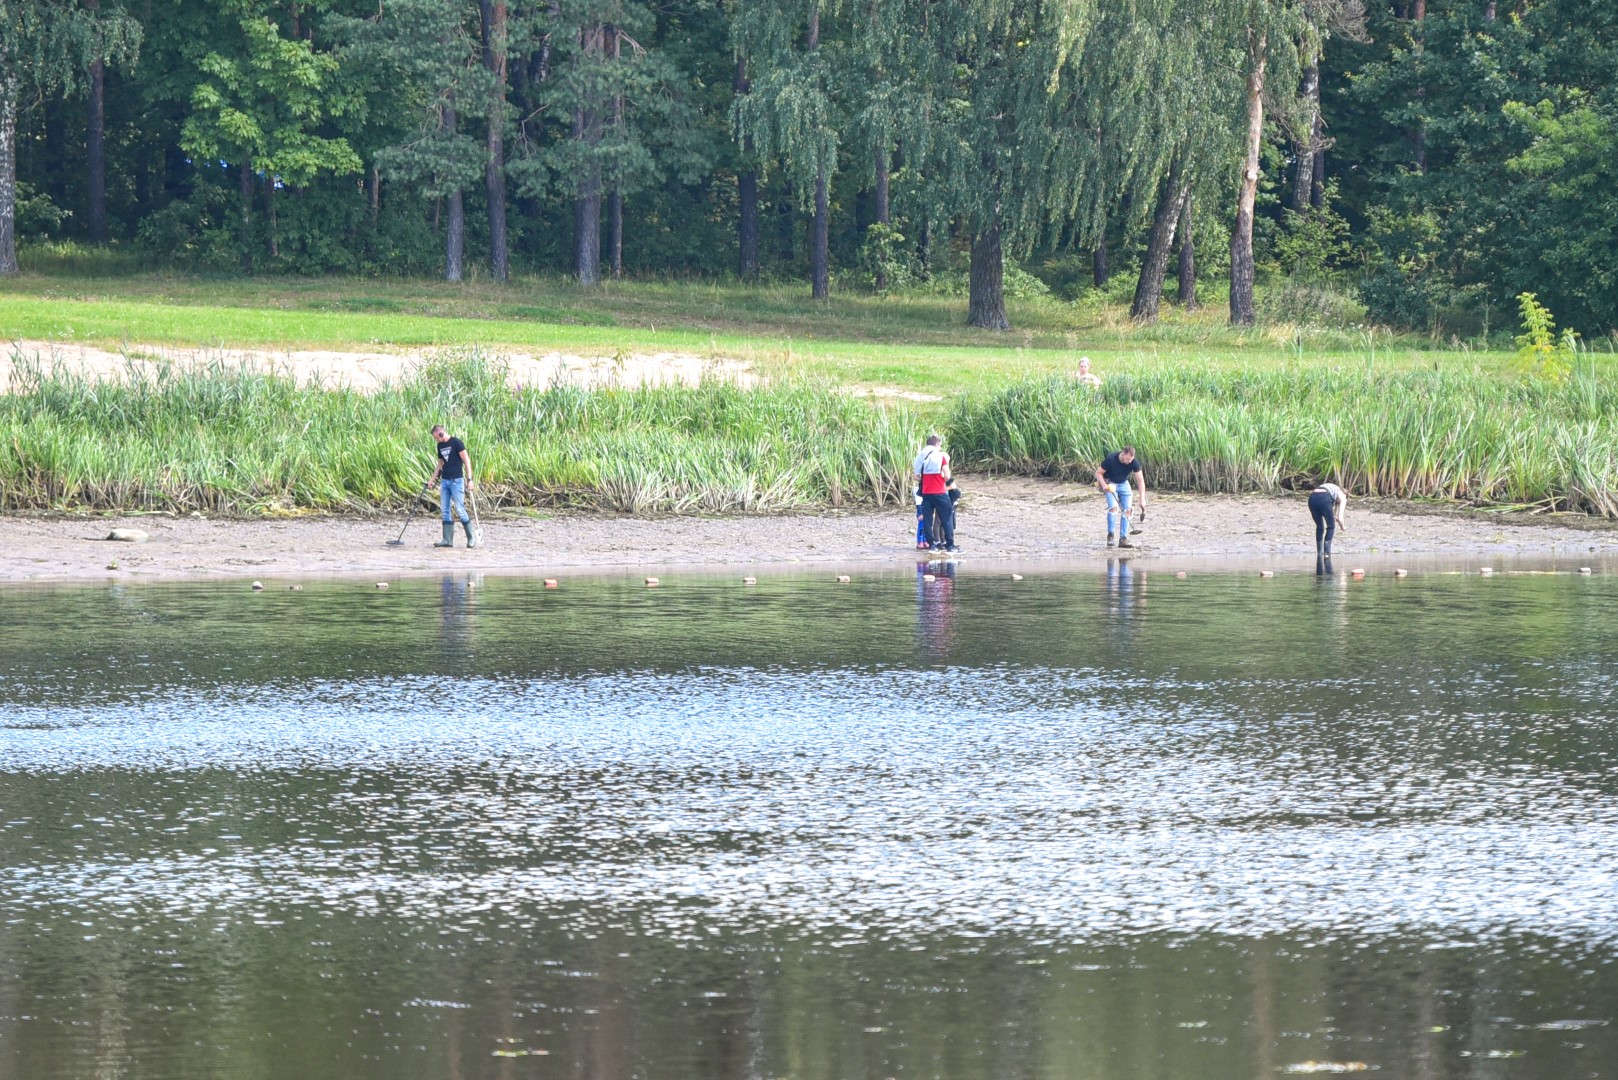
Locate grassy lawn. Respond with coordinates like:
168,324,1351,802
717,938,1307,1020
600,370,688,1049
0,263,1548,398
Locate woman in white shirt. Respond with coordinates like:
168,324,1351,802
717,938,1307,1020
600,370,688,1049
1308,481,1347,559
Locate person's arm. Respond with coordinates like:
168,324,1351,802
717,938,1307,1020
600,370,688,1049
459,447,472,486
940,454,952,484
1134,465,1146,509
1335,491,1346,530
1095,464,1108,491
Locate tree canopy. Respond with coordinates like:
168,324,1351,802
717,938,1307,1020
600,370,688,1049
6,0,1617,336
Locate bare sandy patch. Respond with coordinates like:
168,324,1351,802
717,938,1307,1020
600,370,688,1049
6,475,1617,585
2,339,754,391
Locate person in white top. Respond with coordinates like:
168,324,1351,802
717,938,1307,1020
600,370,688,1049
1073,356,1103,389
1308,481,1347,560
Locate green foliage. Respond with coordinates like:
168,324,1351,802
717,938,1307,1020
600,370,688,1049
14,182,69,238
182,12,361,185
1513,292,1579,384
854,221,916,293
1266,182,1353,279
948,366,1618,515
0,355,922,514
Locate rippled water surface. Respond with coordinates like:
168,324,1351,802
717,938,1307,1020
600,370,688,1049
3,566,1617,1079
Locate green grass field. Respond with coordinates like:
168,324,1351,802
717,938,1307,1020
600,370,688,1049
0,265,1555,400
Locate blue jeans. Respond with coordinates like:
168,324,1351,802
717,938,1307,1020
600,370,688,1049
1105,482,1133,538
440,477,470,524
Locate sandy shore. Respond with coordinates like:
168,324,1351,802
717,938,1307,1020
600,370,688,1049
2,339,752,391
6,475,1617,585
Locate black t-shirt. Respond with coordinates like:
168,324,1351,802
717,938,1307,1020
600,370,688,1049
1099,450,1141,485
437,437,466,480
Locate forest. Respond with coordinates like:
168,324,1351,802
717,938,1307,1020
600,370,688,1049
2,0,1615,338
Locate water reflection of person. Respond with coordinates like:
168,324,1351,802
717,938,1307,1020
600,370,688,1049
438,574,478,664
916,559,958,659
1105,556,1135,619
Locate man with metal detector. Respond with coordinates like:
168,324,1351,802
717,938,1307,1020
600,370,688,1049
1096,446,1146,549
430,424,478,549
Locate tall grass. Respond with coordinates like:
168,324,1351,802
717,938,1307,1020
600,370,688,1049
0,354,919,515
947,368,1618,515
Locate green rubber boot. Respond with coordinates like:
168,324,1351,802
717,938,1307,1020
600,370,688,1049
435,521,455,548
463,520,479,549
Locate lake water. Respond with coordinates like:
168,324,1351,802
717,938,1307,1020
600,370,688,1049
3,564,1617,1079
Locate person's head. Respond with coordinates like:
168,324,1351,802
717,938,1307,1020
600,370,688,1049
926,434,942,447
431,425,447,442
1118,446,1135,463
1078,357,1091,374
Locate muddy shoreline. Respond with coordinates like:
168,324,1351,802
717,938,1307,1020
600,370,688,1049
6,476,1617,586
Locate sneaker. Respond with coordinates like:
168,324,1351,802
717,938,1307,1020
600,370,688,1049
945,545,961,554
1117,536,1135,548
916,541,931,550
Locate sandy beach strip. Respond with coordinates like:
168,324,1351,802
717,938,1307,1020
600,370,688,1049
5,476,1617,585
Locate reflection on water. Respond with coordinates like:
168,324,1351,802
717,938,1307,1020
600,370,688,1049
3,568,1618,1079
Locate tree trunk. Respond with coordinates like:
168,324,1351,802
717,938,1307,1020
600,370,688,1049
1130,159,1189,323
967,214,1009,331
1412,0,1427,173
0,65,16,274
575,159,601,285
1292,58,1320,214
1177,193,1197,311
807,9,828,300
777,178,795,262
735,58,758,280
811,169,829,299
607,24,622,280
264,175,278,258
443,101,464,282
872,143,890,291
481,0,509,282
610,189,623,279
86,0,108,244
917,212,931,279
238,159,254,273
1230,28,1267,327
1092,235,1109,288
574,23,603,286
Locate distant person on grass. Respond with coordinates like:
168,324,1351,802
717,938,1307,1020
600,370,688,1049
1074,356,1103,390
1096,447,1146,548
914,434,959,554
1309,481,1347,559
430,424,478,549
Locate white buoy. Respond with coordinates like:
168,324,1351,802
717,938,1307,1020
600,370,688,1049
836,575,852,583
922,573,936,582
1259,570,1274,578
289,584,303,591
1351,568,1366,579
1174,571,1187,579
1393,569,1408,578
1010,573,1024,581
544,578,559,589
645,576,660,587
742,576,757,586
251,580,264,591
1579,567,1593,575
375,582,389,589
1479,567,1495,576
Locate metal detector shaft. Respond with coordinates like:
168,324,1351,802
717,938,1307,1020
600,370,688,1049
387,479,434,545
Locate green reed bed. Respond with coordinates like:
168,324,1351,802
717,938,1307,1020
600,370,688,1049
947,368,1618,515
0,355,919,515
